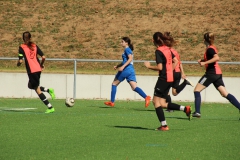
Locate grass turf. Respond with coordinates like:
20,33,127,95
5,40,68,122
0,98,239,160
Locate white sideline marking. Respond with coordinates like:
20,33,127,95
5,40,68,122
0,107,37,111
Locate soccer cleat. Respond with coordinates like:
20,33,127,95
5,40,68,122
165,109,174,112
192,112,201,118
184,106,192,121
145,96,151,108
45,107,55,113
155,126,169,131
185,78,194,87
48,88,56,100
104,101,115,107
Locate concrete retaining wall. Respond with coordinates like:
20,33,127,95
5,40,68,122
1,72,239,103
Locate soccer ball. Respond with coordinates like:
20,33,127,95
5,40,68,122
65,97,75,107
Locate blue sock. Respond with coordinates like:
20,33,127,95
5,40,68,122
194,92,201,113
134,87,147,99
226,93,240,110
111,85,117,103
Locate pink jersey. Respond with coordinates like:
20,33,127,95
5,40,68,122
170,48,181,73
21,44,42,73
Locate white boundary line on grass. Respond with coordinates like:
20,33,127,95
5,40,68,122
0,107,37,111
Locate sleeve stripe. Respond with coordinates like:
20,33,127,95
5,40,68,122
18,53,23,56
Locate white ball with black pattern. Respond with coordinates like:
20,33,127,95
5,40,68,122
65,97,75,107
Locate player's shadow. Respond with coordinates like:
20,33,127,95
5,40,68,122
132,108,190,120
112,125,151,130
86,105,116,109
98,106,115,109
191,117,239,122
166,116,190,120
132,108,154,112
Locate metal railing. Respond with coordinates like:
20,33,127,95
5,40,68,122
1,57,240,98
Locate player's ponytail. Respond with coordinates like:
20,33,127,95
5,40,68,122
129,44,134,51
163,32,176,47
122,37,134,51
204,32,214,45
22,31,34,50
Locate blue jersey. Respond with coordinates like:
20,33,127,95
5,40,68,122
115,47,136,82
122,47,133,70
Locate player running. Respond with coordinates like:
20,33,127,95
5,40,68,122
17,31,55,113
144,32,192,131
163,32,194,112
104,37,151,108
193,32,240,118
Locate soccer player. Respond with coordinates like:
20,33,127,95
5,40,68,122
144,32,191,131
17,31,55,113
104,37,151,108
163,32,194,112
193,32,240,118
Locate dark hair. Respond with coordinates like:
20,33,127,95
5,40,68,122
163,32,176,47
153,32,165,46
22,31,34,50
204,32,214,45
122,37,134,51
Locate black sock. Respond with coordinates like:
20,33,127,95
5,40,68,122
40,86,44,91
40,86,49,92
176,81,187,94
167,103,181,110
155,107,165,122
38,93,51,108
166,95,172,103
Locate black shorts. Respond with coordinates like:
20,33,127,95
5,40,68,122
28,72,41,89
198,73,224,89
172,72,181,89
154,77,172,99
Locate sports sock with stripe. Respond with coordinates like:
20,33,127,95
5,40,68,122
38,93,52,108
167,103,181,110
40,86,49,92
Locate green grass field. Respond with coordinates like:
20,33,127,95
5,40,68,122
0,98,239,160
